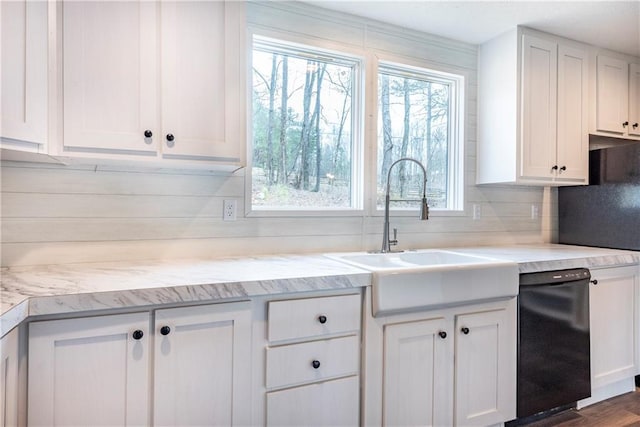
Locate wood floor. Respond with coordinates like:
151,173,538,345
526,388,640,427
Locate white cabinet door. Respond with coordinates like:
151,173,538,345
61,0,245,164
629,63,640,137
0,328,20,427
62,1,159,154
596,55,629,135
266,376,359,426
28,312,151,427
153,301,252,427
454,303,516,426
0,0,48,148
160,1,244,162
589,267,638,388
521,34,557,179
557,45,589,182
383,317,452,427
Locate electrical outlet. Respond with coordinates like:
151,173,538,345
223,199,237,221
531,204,540,220
472,204,481,220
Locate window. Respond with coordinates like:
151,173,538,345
376,62,464,212
250,37,362,211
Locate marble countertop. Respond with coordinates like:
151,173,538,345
0,254,370,336
451,244,639,273
2,244,638,337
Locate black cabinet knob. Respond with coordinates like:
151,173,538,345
144,130,153,138
551,165,559,171
166,133,175,142
311,360,321,369
160,326,171,336
633,123,638,129
560,166,567,172
461,327,470,335
623,121,629,127
318,315,327,324
438,331,447,339
590,279,598,285
132,330,144,340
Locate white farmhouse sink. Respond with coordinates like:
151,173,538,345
329,250,518,317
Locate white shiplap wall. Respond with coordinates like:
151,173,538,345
0,2,557,267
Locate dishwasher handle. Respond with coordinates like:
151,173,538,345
520,268,591,286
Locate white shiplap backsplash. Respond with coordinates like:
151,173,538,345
0,2,557,267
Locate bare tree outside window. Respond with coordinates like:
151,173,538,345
377,66,455,210
251,40,358,210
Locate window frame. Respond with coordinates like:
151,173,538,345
245,31,366,218
369,54,466,217
245,30,466,218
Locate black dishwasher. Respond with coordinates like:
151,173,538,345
511,268,592,424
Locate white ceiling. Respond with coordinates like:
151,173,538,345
303,1,640,57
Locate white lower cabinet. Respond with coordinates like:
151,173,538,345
1,327,22,427
579,265,639,407
266,376,359,426
28,312,150,426
263,293,361,427
383,317,452,426
153,303,252,426
454,308,515,426
28,301,251,426
365,294,517,427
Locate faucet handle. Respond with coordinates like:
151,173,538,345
390,228,398,246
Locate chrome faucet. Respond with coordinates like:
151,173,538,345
381,157,429,253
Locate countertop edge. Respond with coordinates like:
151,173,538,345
1,272,370,337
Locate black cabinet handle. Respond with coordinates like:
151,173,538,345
160,326,171,336
318,315,327,324
559,166,567,172
438,331,447,339
551,165,559,171
590,279,598,285
633,123,638,129
132,330,144,340
623,121,629,127
166,133,175,148
144,130,152,138
311,360,321,369
461,327,470,335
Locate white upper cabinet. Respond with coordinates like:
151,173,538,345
0,0,48,151
477,27,589,186
593,55,640,140
520,34,558,179
61,0,246,166
62,1,159,155
160,1,245,162
595,56,628,135
557,45,590,180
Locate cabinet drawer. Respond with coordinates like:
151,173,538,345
268,294,360,342
266,335,359,389
266,376,359,426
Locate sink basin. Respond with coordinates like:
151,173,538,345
328,250,518,316
338,250,494,269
